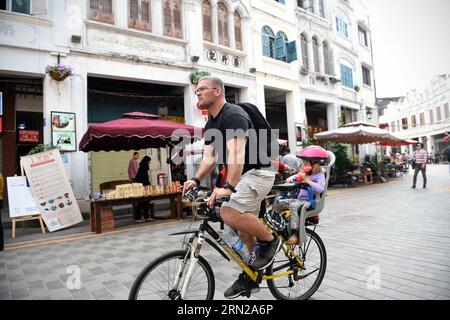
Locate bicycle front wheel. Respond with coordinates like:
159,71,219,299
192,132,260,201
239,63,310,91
266,228,327,300
129,250,215,300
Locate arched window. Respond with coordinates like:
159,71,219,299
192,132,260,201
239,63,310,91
202,0,212,42
218,2,229,47
312,37,320,72
318,0,325,17
262,26,275,58
336,15,348,38
234,11,242,50
323,41,334,75
301,33,309,69
163,0,183,39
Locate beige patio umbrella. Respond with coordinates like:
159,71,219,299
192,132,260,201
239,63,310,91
313,121,403,144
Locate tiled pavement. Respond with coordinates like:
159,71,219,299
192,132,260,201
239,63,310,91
1,164,449,300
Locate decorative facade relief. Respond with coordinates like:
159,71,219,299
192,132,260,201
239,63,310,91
87,27,186,61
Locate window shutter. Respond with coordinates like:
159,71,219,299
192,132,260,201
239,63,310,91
163,0,172,36
262,34,271,57
301,36,308,69
203,1,212,42
142,0,150,24
103,0,112,13
313,39,320,72
130,0,138,20
287,41,297,63
173,0,182,39
31,0,47,14
328,48,335,75
234,12,242,50
323,44,329,74
218,3,229,47
275,35,286,60
90,0,100,10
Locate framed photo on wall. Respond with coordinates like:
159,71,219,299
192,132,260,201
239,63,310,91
295,123,304,146
51,111,77,151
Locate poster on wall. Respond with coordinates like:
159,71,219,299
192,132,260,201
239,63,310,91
6,176,40,218
20,149,83,232
51,111,77,151
295,124,304,146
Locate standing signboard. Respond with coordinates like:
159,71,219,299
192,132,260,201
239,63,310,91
20,149,83,232
6,176,40,218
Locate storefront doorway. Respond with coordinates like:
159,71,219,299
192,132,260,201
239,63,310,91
264,88,288,140
87,77,186,193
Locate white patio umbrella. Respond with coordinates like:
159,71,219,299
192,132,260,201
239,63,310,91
313,121,403,145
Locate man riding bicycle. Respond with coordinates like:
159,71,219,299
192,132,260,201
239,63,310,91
183,76,280,298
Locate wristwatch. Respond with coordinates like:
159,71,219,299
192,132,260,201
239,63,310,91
223,182,237,193
192,177,201,186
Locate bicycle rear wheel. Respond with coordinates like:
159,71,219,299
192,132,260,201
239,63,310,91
128,250,215,300
266,228,326,300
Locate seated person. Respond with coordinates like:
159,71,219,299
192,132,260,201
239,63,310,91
281,147,327,245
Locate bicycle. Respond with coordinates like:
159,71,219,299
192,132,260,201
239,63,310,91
129,151,335,300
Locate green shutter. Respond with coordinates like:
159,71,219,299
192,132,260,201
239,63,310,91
262,34,271,57
275,36,286,60
287,40,297,63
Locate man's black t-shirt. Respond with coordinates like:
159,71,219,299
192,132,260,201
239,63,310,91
204,102,261,174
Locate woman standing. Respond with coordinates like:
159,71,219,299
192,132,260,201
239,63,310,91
134,156,152,223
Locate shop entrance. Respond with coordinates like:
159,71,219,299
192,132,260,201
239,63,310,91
87,77,186,192
0,76,43,179
305,101,328,139
264,88,288,140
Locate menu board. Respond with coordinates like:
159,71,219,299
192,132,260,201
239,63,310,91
6,176,40,218
20,149,83,232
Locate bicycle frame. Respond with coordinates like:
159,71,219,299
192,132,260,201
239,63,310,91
170,216,311,299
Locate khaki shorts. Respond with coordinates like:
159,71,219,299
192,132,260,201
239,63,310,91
221,169,275,214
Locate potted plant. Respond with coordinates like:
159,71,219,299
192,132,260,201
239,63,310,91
45,64,74,81
329,76,340,84
189,70,211,85
300,66,309,75
27,144,59,155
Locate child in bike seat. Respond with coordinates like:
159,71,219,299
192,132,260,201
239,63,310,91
280,146,328,245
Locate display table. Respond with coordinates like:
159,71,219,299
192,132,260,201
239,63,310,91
90,192,183,234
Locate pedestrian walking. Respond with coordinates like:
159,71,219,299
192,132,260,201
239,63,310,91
128,152,139,181
412,143,428,189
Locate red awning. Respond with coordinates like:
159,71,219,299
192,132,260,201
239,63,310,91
79,112,203,152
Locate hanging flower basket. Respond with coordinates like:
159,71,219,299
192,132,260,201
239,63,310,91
45,64,74,81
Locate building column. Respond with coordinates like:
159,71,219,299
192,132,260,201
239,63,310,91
327,103,339,130
317,43,325,74
211,0,219,44
241,16,252,69
184,0,203,58
228,9,236,49
184,85,205,180
286,90,306,152
69,59,89,198
255,79,266,118
152,0,163,35
307,39,314,72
